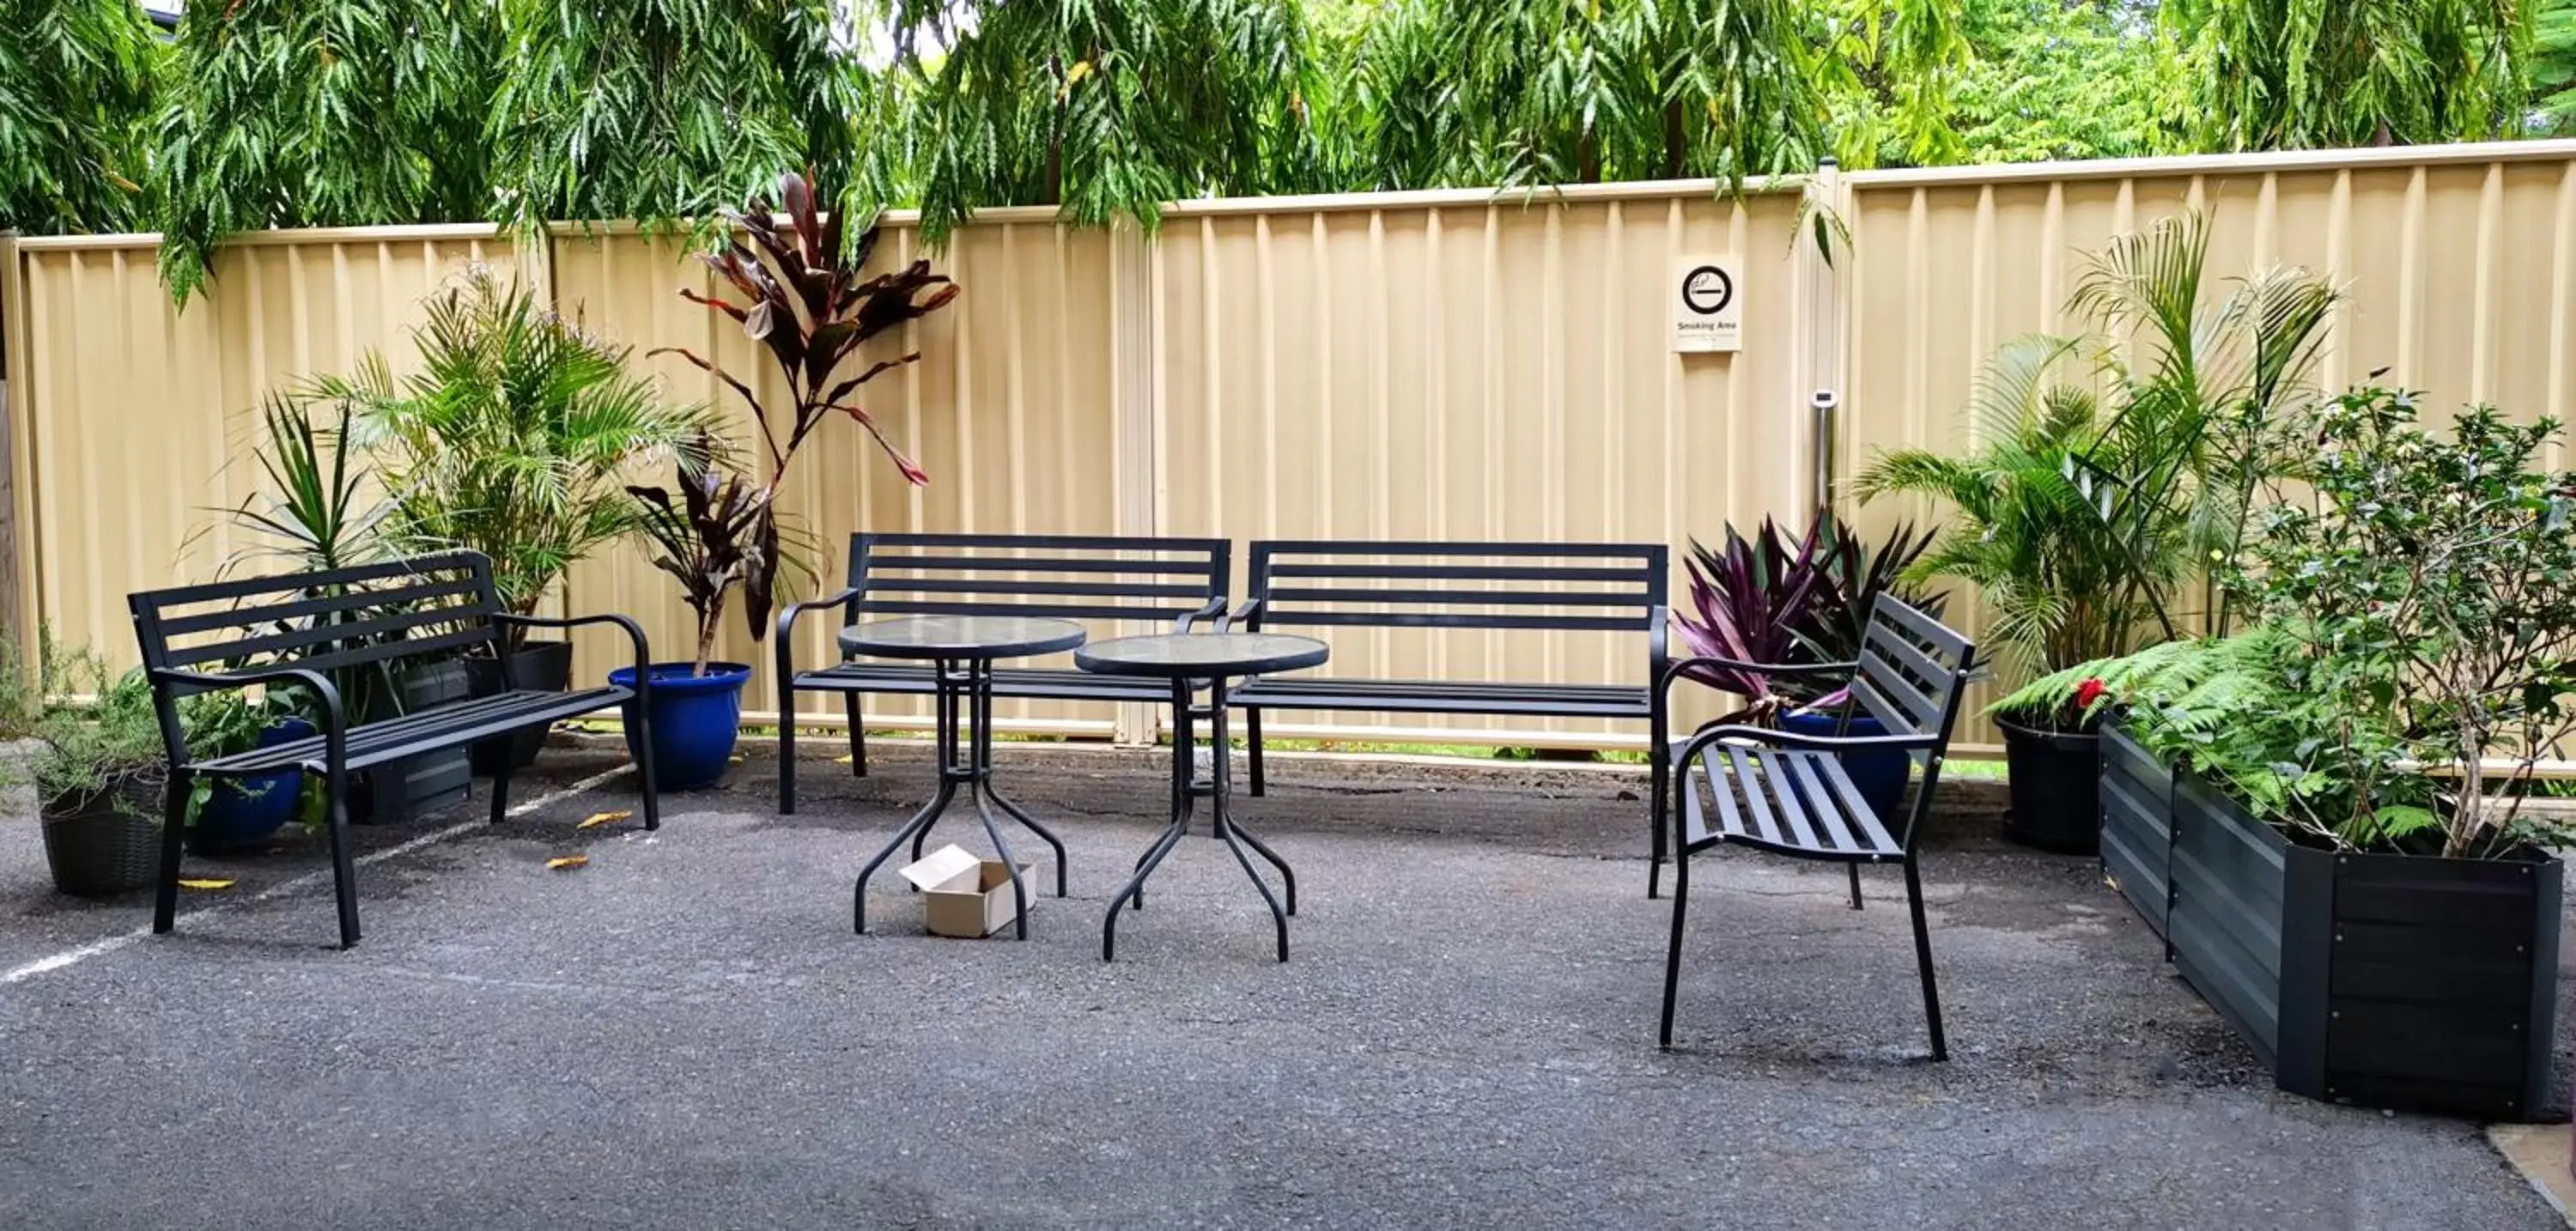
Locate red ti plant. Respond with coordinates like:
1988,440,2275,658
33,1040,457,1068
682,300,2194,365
1674,518,1826,725
636,171,961,670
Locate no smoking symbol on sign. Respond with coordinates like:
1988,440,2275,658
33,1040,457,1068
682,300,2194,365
1680,264,1734,316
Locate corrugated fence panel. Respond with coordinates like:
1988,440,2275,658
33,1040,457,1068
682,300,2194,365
548,218,1121,733
1152,189,1813,746
1842,145,2576,750
10,229,508,668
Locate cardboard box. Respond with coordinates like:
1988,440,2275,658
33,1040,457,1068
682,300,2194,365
897,845,1036,938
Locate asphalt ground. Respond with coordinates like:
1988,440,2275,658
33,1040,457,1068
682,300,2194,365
0,738,2560,1228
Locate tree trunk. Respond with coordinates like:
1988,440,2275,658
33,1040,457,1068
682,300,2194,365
1662,100,1686,179
694,591,729,678
1577,130,1601,184
1044,55,1066,206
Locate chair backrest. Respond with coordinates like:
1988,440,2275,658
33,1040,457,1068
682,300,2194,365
1849,592,1978,760
1243,541,1668,634
846,533,1230,628
128,551,504,694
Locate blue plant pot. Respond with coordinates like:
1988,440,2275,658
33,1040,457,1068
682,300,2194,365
189,719,314,854
1779,709,1909,821
610,663,750,791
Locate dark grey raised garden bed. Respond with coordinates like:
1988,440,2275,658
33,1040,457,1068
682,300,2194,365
2099,719,2561,1120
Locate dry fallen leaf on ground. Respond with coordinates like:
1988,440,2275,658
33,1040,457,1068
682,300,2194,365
176,878,234,891
576,810,631,829
545,855,589,871
833,755,854,765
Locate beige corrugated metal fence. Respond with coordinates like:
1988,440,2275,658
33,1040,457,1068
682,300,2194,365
11,140,2576,753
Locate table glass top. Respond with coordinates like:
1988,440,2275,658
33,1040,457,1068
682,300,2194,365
838,615,1090,659
1074,633,1329,677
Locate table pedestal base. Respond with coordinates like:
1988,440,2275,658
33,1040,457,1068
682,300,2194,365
854,659,1067,939
1103,677,1296,961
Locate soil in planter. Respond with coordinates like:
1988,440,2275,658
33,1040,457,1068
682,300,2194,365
1998,714,2100,854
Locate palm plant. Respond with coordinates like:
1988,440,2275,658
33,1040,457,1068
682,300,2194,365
215,395,392,577
1860,212,2340,684
310,265,714,648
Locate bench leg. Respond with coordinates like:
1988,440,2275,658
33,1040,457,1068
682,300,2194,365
151,771,190,935
630,694,662,832
489,763,513,825
325,769,361,949
1648,712,1670,899
1903,852,1947,1061
1658,842,1691,1050
778,683,799,815
844,693,866,777
1847,865,1864,911
1244,708,1266,797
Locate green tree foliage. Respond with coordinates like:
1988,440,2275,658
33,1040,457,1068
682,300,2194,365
154,0,501,300
0,0,164,234
2535,0,2576,132
890,0,1318,244
1832,0,2191,166
491,0,906,239
2166,0,2532,149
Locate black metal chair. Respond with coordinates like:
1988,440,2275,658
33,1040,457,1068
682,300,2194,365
1657,592,1976,1057
128,551,655,949
775,532,1230,813
1225,540,1670,890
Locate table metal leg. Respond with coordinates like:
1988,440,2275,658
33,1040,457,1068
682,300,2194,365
1101,676,1297,962
856,658,1065,937
853,774,955,934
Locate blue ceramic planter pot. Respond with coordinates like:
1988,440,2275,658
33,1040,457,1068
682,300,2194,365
1778,710,1909,820
610,663,750,791
189,719,314,854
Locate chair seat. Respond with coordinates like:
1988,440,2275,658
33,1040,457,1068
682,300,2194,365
191,687,632,775
1675,737,1902,861
1231,676,1650,718
793,661,1178,702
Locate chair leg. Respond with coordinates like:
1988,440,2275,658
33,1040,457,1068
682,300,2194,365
1848,864,1864,911
844,693,867,777
1902,852,1947,1061
151,772,191,935
1245,708,1266,797
489,764,514,825
324,769,361,949
1658,843,1692,1050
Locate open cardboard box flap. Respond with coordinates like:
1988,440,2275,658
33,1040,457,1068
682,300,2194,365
898,844,984,894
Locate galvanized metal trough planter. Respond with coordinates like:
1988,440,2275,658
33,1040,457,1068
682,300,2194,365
2098,719,2562,1120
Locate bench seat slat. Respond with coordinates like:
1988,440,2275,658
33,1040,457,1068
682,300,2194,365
1231,676,1649,718
191,686,630,775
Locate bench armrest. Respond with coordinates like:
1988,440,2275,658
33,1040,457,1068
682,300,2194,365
496,612,653,700
1176,596,1229,634
1677,722,1936,757
1658,654,1857,705
149,665,348,769
1218,598,1263,633
774,585,863,688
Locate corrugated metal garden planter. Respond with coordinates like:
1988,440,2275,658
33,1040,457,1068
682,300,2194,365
2102,719,2563,1120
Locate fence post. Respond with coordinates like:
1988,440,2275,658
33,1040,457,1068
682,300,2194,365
1109,217,1161,748
1800,157,1851,519
0,231,29,664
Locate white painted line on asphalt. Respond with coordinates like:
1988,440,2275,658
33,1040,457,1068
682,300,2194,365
2,765,635,985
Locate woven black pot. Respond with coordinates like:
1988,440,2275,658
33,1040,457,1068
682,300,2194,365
465,639,573,774
41,778,163,897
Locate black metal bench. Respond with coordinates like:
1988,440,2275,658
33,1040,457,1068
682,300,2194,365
129,551,656,949
1658,592,1976,1057
775,532,1230,813
1225,540,1670,888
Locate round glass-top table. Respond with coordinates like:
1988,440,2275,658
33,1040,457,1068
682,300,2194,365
1075,632,1331,962
845,615,1088,941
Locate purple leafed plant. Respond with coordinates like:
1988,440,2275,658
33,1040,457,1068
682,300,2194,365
1673,510,1941,720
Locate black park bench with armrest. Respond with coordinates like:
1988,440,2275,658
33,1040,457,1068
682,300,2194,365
128,551,657,949
1224,540,1672,892
774,532,1230,813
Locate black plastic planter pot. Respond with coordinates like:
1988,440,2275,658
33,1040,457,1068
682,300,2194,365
1998,715,2100,854
41,782,161,896
361,658,473,823
465,639,573,774
2107,740,2563,1120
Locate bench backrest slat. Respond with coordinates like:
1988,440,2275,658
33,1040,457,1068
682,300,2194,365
1246,541,1668,634
1851,594,1974,743
130,552,503,677
848,533,1230,626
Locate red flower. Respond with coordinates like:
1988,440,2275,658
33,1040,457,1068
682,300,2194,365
2073,678,2108,711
